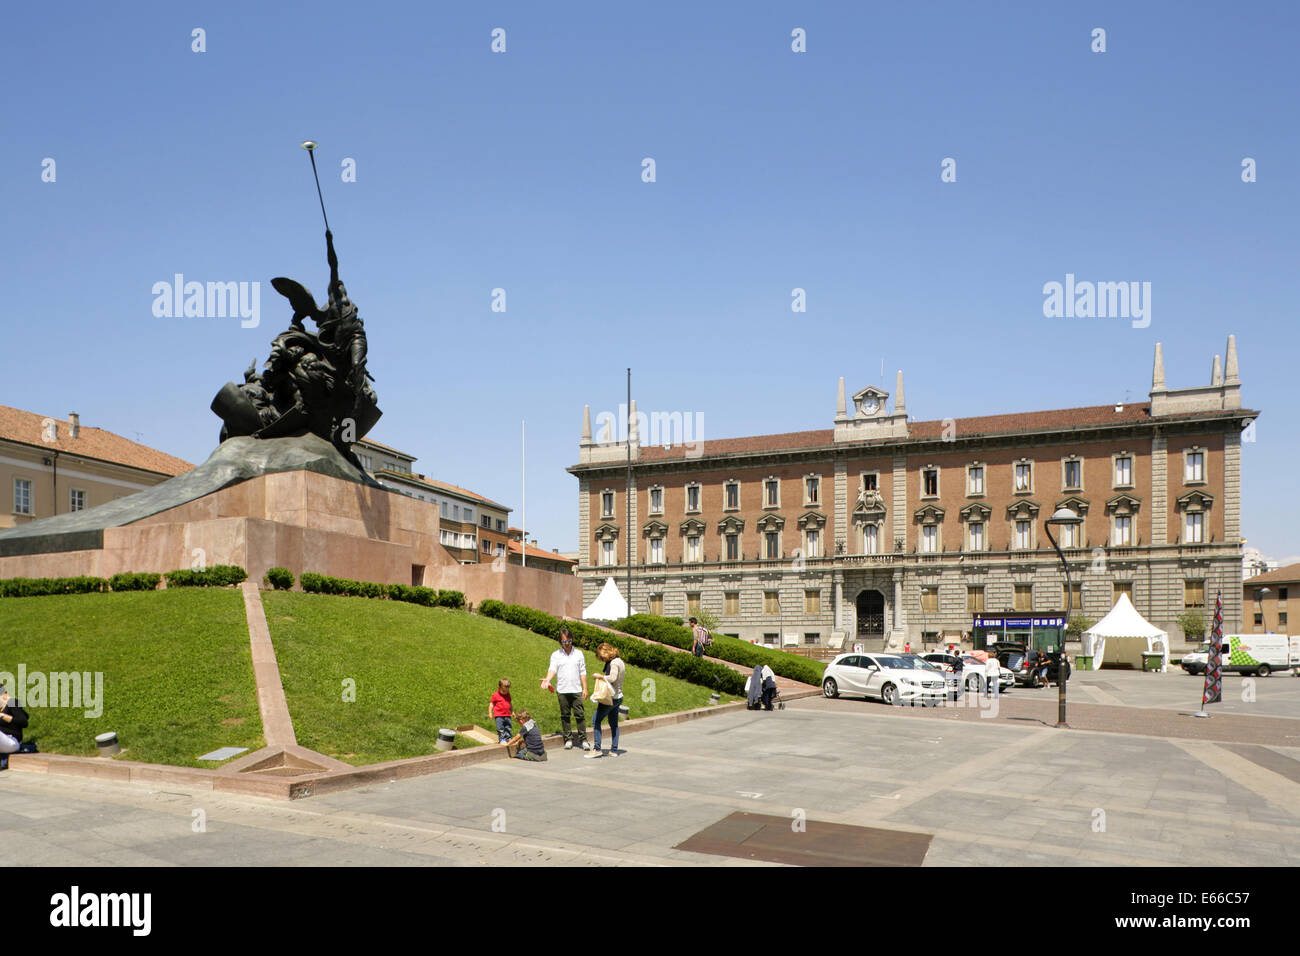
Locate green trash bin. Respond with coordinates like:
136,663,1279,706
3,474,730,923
1142,652,1163,673
1076,655,1093,671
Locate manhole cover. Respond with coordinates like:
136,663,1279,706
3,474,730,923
675,811,932,867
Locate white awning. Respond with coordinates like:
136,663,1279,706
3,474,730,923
582,576,634,620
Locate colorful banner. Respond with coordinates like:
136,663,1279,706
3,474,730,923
1201,590,1223,706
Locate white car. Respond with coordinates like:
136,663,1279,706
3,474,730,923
821,653,950,706
920,652,1015,693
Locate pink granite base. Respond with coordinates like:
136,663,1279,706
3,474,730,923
0,469,580,618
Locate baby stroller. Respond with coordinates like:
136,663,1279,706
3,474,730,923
748,667,785,711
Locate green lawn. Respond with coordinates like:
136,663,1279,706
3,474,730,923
0,589,264,766
265,591,736,765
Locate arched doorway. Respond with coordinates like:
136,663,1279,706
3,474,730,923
856,589,885,640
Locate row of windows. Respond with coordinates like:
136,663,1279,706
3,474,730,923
653,590,827,618
599,513,1203,565
439,530,477,549
602,450,1209,519
647,580,1212,619
12,478,88,516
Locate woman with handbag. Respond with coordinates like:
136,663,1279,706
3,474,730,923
586,643,626,758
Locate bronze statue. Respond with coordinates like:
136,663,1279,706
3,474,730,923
211,230,380,462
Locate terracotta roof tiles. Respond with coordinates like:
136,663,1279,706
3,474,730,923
1244,562,1300,586
0,404,193,477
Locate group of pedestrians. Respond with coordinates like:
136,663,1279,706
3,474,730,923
492,626,626,762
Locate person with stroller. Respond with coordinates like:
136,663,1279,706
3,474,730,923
746,664,777,711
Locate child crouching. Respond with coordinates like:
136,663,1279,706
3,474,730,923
507,709,547,761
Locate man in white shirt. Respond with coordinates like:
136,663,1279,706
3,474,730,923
983,652,1000,698
542,627,590,750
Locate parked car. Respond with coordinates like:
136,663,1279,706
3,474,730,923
897,654,962,700
920,652,1014,694
1181,634,1294,677
991,644,1070,686
822,653,950,706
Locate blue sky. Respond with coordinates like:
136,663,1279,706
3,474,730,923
5,1,1297,558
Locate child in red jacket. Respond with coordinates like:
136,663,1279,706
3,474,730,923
490,679,513,743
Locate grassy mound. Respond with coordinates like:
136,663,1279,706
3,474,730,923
265,592,736,766
0,589,263,766
614,614,827,684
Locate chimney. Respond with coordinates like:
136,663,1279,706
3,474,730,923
68,412,80,439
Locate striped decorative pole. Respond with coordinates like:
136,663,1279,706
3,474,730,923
1193,590,1223,718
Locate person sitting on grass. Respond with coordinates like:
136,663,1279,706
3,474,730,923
490,679,514,744
509,710,547,762
0,685,29,772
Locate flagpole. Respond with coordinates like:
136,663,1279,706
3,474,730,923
626,367,632,617
514,421,520,567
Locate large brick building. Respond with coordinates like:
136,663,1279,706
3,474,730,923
1243,563,1296,635
569,338,1255,649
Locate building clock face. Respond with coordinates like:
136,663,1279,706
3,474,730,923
860,396,879,415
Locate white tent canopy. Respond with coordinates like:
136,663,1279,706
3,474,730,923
1081,593,1169,670
582,577,634,621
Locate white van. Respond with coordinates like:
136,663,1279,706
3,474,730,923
1181,634,1294,677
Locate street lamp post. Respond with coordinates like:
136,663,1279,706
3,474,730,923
1254,588,1271,631
1044,506,1083,729
919,586,929,649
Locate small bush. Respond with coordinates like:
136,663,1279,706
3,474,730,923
264,567,294,590
1177,610,1207,641
0,575,109,598
109,572,161,592
164,565,248,589
614,613,825,685
298,574,465,609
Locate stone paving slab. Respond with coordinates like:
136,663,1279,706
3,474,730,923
2,696,1296,867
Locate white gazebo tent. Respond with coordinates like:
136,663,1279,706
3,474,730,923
1081,593,1169,671
582,577,634,621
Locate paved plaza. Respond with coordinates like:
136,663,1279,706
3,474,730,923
2,668,1297,866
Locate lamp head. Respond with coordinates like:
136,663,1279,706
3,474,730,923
300,140,318,151
1046,506,1082,526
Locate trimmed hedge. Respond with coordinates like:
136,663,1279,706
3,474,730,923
613,614,826,685
164,565,248,589
478,600,746,694
0,575,109,598
264,567,294,590
299,572,465,610
108,572,161,592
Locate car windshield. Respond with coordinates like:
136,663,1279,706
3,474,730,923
898,655,942,671
875,656,909,669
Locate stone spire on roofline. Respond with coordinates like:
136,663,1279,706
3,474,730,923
1211,355,1223,386
1151,342,1166,391
1224,334,1239,385
894,370,906,416
836,376,847,418
581,404,591,442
